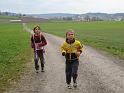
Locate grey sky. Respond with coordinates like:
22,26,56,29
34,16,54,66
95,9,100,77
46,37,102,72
0,0,124,14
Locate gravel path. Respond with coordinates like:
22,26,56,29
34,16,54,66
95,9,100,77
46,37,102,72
6,25,124,93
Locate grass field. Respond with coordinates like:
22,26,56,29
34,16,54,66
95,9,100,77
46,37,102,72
0,15,20,23
0,16,123,92
0,15,20,19
28,21,124,59
0,23,32,92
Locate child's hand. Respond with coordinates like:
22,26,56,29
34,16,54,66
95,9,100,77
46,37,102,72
31,43,34,48
62,52,66,56
76,51,81,57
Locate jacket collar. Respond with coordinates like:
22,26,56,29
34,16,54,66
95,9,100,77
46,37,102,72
66,38,75,44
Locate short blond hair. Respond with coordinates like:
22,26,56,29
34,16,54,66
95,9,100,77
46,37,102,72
66,29,75,37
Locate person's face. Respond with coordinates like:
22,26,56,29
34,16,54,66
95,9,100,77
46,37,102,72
34,27,40,34
66,32,74,40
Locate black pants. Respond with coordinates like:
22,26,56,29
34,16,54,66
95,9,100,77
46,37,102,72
65,60,79,84
34,50,44,70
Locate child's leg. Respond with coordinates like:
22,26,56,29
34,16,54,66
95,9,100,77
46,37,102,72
34,52,39,70
39,53,44,71
66,62,72,84
72,60,79,83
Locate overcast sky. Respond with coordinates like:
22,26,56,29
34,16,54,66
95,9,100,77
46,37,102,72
0,0,124,14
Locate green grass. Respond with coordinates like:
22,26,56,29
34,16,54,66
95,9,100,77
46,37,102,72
0,23,32,92
28,21,124,59
0,15,19,19
0,15,21,23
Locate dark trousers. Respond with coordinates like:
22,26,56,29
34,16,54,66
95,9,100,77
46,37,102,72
65,60,79,84
34,50,44,70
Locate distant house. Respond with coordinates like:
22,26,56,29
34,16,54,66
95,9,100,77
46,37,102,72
73,15,85,21
114,18,122,21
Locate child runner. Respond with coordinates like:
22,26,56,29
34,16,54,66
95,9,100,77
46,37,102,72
61,29,83,89
31,26,47,73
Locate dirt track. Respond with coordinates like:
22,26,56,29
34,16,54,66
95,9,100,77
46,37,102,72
6,32,124,93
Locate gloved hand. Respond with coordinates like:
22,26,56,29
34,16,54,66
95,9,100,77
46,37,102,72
62,52,66,56
31,43,34,48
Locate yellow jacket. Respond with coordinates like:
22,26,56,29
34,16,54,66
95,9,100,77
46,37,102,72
61,39,83,60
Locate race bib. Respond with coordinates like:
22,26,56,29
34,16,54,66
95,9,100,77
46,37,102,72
35,43,43,50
